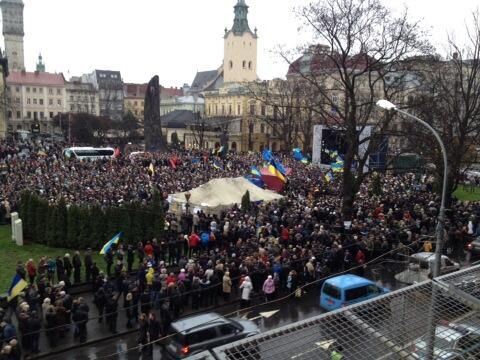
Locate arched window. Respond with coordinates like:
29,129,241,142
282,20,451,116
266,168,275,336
231,142,237,152
242,61,246,69
229,60,233,69
248,61,252,69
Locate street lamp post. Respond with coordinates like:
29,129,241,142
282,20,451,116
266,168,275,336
376,100,448,278
377,100,448,360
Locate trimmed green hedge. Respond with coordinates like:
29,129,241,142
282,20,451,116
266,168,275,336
18,192,164,249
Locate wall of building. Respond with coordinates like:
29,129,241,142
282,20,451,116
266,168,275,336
6,83,67,133
0,66,6,139
223,31,257,83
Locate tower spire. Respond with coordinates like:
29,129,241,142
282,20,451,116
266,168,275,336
231,0,252,36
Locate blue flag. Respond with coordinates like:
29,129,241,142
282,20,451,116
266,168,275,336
100,232,123,255
262,149,273,162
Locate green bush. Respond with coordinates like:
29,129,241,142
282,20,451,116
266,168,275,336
18,191,164,250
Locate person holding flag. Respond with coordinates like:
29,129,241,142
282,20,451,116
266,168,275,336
100,232,123,255
7,273,28,302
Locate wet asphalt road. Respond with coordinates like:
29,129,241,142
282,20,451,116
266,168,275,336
43,261,408,360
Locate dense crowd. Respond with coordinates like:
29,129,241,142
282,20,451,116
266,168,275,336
1,137,480,358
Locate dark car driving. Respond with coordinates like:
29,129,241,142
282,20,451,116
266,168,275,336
163,312,260,359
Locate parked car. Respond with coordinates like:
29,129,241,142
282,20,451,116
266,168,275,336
320,274,390,311
163,312,260,359
466,236,480,256
411,321,480,359
395,252,460,284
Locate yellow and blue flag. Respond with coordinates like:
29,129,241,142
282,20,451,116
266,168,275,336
7,274,27,301
100,232,123,255
325,171,334,182
268,164,286,183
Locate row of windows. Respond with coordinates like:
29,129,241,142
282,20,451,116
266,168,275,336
130,100,144,107
70,95,95,103
70,104,96,112
207,103,267,116
7,110,58,120
25,98,62,106
7,86,63,95
132,109,144,116
228,60,253,70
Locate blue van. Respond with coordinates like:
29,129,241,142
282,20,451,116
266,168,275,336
320,274,389,311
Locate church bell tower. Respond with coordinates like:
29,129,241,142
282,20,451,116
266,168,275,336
1,0,25,71
223,0,258,83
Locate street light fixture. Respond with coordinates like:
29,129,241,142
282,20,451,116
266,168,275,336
377,99,449,360
376,99,448,278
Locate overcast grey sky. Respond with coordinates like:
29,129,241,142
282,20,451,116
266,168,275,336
4,0,479,86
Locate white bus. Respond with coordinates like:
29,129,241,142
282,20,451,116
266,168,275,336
63,147,115,160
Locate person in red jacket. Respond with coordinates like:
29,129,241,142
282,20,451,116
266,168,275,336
281,226,290,243
166,272,176,286
144,241,154,258
188,232,200,257
26,259,37,284
355,249,366,276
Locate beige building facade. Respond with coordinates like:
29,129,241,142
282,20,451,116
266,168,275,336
66,78,99,116
6,71,67,133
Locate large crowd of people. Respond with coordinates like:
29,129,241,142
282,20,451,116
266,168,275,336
1,137,480,358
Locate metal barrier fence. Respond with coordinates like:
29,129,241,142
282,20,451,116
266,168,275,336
202,265,480,360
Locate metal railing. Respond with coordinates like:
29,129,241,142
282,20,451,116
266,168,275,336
205,265,480,360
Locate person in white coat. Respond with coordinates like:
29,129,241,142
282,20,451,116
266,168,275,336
239,276,253,309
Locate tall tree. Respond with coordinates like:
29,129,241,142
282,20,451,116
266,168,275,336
406,13,480,205
288,0,431,219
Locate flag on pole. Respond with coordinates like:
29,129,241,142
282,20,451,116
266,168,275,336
100,232,123,255
7,274,27,301
148,163,155,176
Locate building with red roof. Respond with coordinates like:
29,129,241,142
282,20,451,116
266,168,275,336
6,70,66,133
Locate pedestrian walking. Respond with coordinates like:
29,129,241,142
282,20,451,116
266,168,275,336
239,276,253,309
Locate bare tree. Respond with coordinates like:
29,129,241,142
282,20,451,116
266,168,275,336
406,13,480,205
248,79,302,151
189,111,206,149
286,0,431,219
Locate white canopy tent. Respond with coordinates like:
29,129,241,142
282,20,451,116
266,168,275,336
168,177,284,215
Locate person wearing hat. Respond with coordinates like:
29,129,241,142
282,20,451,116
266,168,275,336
262,275,276,302
239,276,253,309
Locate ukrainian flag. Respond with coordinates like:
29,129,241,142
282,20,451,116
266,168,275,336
268,164,286,183
325,171,334,182
100,232,123,255
7,274,27,301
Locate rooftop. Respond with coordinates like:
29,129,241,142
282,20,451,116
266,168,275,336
7,70,65,86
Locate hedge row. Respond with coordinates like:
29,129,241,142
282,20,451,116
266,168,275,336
18,192,164,250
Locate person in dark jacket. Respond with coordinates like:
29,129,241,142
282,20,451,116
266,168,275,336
45,306,57,348
140,290,151,315
94,287,106,323
127,245,135,273
63,254,73,284
84,248,93,282
148,312,161,347
27,311,41,354
72,251,82,283
105,294,119,334
72,303,89,343
55,256,64,283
